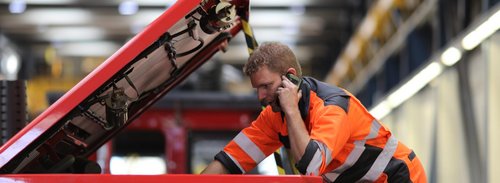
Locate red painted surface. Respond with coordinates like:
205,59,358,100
0,174,323,183
129,110,253,131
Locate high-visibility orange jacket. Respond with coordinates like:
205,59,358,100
214,77,427,182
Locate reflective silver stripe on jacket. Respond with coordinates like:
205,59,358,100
305,140,333,175
323,119,382,182
233,132,266,164
358,135,398,182
226,152,246,173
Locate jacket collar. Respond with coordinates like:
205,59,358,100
298,80,311,122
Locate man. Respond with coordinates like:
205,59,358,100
201,42,426,182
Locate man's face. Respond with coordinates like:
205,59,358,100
250,66,283,112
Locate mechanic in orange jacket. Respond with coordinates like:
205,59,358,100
201,41,427,182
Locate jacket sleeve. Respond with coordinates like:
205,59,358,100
215,107,283,174
295,105,350,175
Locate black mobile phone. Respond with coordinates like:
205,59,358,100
286,73,302,86
274,73,302,109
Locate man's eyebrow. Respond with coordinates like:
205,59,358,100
256,82,272,88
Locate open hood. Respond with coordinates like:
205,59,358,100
0,0,250,173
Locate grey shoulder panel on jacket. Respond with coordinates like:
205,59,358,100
303,77,350,113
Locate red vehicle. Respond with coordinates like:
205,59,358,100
0,0,322,182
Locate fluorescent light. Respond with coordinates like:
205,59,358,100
440,47,462,66
22,9,92,25
370,100,392,120
9,0,26,14
387,62,442,108
56,41,120,57
119,1,139,15
5,54,20,75
0,50,21,80
491,9,500,24
461,9,500,50
372,62,442,119
462,31,482,50
42,27,106,42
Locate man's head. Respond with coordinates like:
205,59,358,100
243,42,302,112
243,42,302,77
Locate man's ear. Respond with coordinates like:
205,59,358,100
286,68,297,75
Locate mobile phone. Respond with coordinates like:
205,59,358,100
275,73,302,109
286,73,302,86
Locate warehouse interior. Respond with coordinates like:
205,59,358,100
0,0,499,182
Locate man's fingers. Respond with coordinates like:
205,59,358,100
281,75,296,88
281,75,290,85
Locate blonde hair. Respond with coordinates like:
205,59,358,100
243,42,302,77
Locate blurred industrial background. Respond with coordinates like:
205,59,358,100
0,0,499,182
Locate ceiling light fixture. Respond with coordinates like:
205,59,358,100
387,62,442,107
0,48,21,80
370,101,392,120
119,1,139,15
9,0,26,14
461,9,500,50
440,47,462,66
370,62,443,119
43,27,106,42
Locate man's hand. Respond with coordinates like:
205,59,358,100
277,75,302,115
200,160,229,174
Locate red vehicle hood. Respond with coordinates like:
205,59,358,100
0,0,249,173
